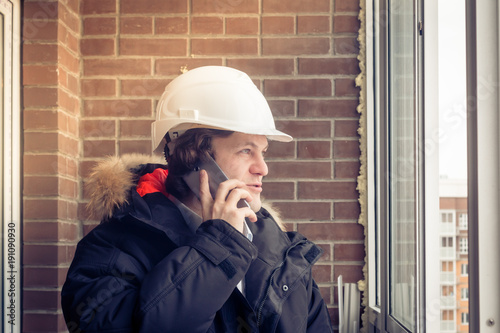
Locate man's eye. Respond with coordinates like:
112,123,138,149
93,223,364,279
240,149,251,154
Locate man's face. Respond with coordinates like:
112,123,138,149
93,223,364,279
211,132,269,212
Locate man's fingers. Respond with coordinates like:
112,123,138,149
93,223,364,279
199,170,213,221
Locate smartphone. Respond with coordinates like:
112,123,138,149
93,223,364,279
182,154,250,208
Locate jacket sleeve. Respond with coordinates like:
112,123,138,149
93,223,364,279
306,279,334,332
62,219,257,333
135,219,258,332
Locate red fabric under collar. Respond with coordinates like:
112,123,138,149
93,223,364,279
136,168,169,197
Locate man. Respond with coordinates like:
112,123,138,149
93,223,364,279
62,66,334,332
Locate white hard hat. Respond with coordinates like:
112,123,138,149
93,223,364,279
151,66,293,152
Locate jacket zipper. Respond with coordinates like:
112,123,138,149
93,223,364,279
256,239,308,327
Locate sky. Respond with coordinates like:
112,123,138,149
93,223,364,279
438,0,468,180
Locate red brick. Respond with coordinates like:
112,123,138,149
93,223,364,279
58,112,79,135
334,243,365,261
192,0,258,14
84,99,152,117
81,79,116,97
334,37,360,55
23,44,58,63
192,16,224,34
298,223,363,241
298,15,331,34
23,154,59,175
121,0,187,13
58,89,80,115
299,181,358,200
266,141,295,158
334,0,360,12
262,37,330,55
23,1,58,20
155,17,188,35
334,264,364,283
333,15,360,33
121,17,153,35
298,99,359,118
59,135,79,157
155,58,223,75
24,176,58,196
58,45,79,73
227,58,294,76
277,120,331,138
333,201,360,220
333,140,360,159
263,0,330,13
24,290,60,311
23,198,58,219
23,87,58,108
81,38,115,56
267,161,331,179
226,17,258,35
262,16,294,34
65,29,80,54
23,65,58,85
119,120,151,138
23,20,58,41
60,178,78,198
119,140,152,155
334,161,360,179
299,57,360,75
83,139,116,157
23,267,68,288
81,0,116,14
84,59,151,76
264,79,331,97
192,38,258,55
65,0,80,13
59,3,80,33
335,119,360,138
335,78,360,96
24,221,78,242
80,119,116,137
24,132,58,152
120,38,187,56
312,264,332,283
261,181,295,200
121,79,169,97
298,141,331,159
268,100,295,117
273,202,331,220
23,110,58,130
23,313,67,332
83,17,116,36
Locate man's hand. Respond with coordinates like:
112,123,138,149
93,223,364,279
199,169,257,233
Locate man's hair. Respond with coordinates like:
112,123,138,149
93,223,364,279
165,128,233,199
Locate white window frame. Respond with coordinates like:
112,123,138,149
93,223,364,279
366,0,440,332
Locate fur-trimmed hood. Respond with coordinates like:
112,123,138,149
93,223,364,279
85,154,285,230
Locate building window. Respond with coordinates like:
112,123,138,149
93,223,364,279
461,288,469,300
461,263,469,276
461,312,469,324
459,237,468,254
458,213,468,229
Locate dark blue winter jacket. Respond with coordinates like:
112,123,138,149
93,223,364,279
61,159,333,332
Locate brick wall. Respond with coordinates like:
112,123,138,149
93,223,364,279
22,0,363,331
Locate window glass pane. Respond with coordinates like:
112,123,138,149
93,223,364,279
438,0,468,332
388,0,416,330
